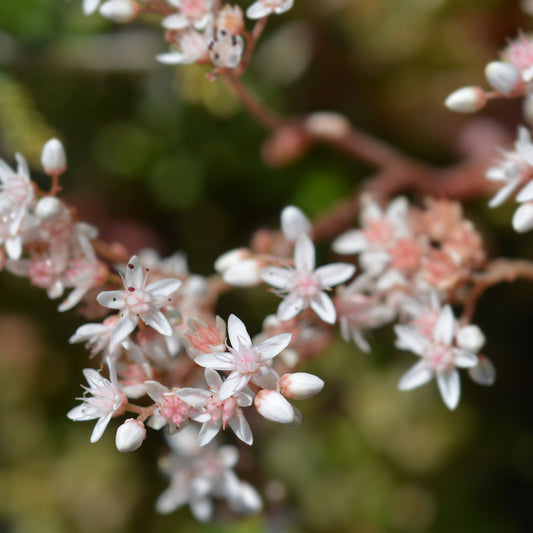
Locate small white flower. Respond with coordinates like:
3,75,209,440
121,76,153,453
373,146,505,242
261,234,355,324
67,359,126,442
246,0,294,19
157,26,213,65
96,255,181,347
194,314,290,400
208,28,243,68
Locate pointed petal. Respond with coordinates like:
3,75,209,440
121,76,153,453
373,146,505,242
468,355,496,386
124,255,144,290
310,292,337,324
259,266,293,289
256,333,291,361
90,413,112,443
489,179,519,207
437,369,461,410
97,290,126,309
145,380,169,403
146,278,181,300
394,325,428,356
246,1,272,18
198,419,222,446
204,368,223,390
332,229,367,254
194,352,235,371
218,372,250,400
228,314,252,349
294,234,315,272
156,484,188,514
228,411,253,445
433,305,455,345
398,361,433,390
110,313,138,346
281,205,311,242
141,308,172,336
315,263,355,287
277,295,305,321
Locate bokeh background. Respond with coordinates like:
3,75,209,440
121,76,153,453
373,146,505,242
1,0,533,532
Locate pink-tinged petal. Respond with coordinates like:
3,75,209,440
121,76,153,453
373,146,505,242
437,369,461,410
246,1,272,18
294,234,315,272
110,313,138,346
97,290,126,309
310,291,337,324
145,380,169,403
332,229,367,254
218,372,250,400
198,419,222,446
90,413,112,443
228,314,252,349
228,411,253,445
146,278,182,300
468,355,496,386
398,361,433,390
277,295,305,321
315,263,355,288
176,388,209,408
256,333,292,361
433,305,455,345
394,325,428,356
141,308,173,336
194,351,235,370
454,349,478,368
204,368,223,390
259,266,293,289
254,390,295,423
124,255,144,290
82,367,107,388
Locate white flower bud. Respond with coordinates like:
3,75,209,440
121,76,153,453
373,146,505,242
305,111,350,139
279,372,324,400
35,196,63,220
222,258,261,286
485,61,523,96
41,138,66,175
468,355,496,386
456,325,485,352
281,205,311,242
115,418,146,452
513,202,533,232
445,86,487,113
99,0,139,23
254,390,295,424
214,248,251,274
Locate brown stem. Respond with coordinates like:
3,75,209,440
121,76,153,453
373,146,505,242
236,17,268,75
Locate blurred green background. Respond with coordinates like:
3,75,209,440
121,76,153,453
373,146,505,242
1,0,533,532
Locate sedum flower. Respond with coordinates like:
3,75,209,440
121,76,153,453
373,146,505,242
246,0,294,19
208,28,244,68
194,314,290,400
96,255,181,347
67,358,126,442
261,234,355,324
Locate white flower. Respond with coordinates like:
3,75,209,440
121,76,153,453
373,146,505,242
261,234,355,324
194,314,290,400
96,255,181,347
163,0,213,31
395,305,480,410
67,359,126,442
208,28,244,68
246,0,294,19
157,26,213,65
192,369,253,446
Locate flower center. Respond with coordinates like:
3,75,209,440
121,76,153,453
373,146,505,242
125,289,152,315
234,346,260,375
160,395,191,426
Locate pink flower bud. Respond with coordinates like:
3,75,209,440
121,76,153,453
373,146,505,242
445,87,487,113
41,138,66,175
254,390,295,424
513,202,533,232
99,0,140,23
485,61,523,96
115,418,146,452
279,372,324,400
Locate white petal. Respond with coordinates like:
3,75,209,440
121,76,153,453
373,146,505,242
190,498,213,522
273,0,293,14
437,369,461,410
156,52,189,65
176,388,209,408
513,202,533,232
433,305,455,345
194,351,235,370
259,266,293,289
454,349,479,368
227,411,253,445
394,325,428,356
488,179,520,208
228,314,252,349
144,380,169,403
315,263,355,287
218,372,250,400
141,308,173,336
468,356,496,386
125,255,144,290
310,291,337,324
97,290,126,309
246,1,272,18
332,229,367,254
281,205,311,242
67,404,95,421
294,234,315,272
110,313,138,346
277,295,305,321
255,333,292,361
198,419,222,446
162,13,189,29
146,278,181,300
254,390,295,423
398,361,433,390
204,368,223,390
90,413,112,443
83,0,101,14
156,484,188,514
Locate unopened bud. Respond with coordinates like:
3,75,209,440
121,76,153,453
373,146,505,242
222,258,262,287
254,389,295,424
41,138,66,175
99,0,140,23
279,372,324,400
261,125,310,167
115,418,146,452
485,61,523,96
468,355,496,386
456,325,485,352
35,196,63,220
214,248,251,274
305,112,351,139
512,202,533,232
445,86,487,113
281,205,311,242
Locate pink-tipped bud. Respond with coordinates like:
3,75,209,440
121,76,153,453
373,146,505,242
115,418,146,452
468,355,496,386
222,258,262,287
99,0,140,23
485,61,523,96
279,372,324,400
456,325,485,352
41,138,66,175
214,248,252,274
445,87,487,113
254,390,295,424
513,202,533,232
281,206,311,242
35,196,63,220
